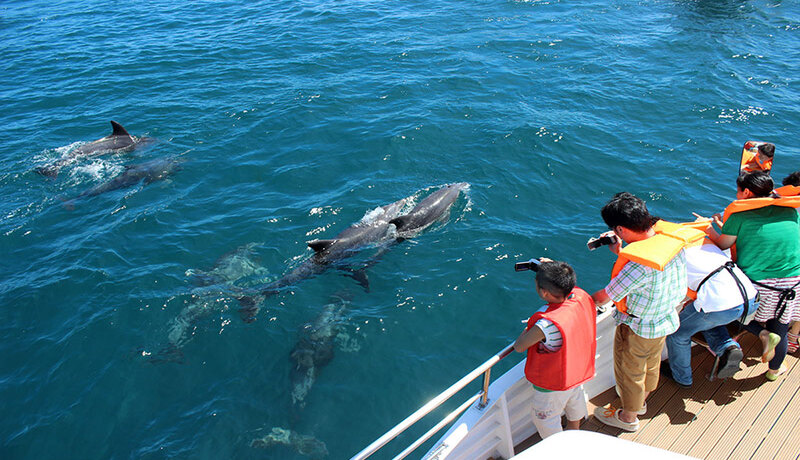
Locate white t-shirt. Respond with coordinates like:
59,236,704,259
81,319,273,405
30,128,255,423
534,317,563,352
685,244,757,313
532,302,564,352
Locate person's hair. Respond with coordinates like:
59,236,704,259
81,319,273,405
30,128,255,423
536,261,576,299
757,143,775,159
782,171,800,187
600,192,658,233
736,170,773,198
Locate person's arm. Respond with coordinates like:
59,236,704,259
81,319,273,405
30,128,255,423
709,232,737,250
513,324,545,352
592,288,611,306
704,214,737,250
694,212,737,250
592,261,646,309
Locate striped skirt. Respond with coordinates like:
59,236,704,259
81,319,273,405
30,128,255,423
753,275,800,324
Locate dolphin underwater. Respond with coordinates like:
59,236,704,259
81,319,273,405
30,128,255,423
237,197,409,322
36,120,155,177
249,297,349,458
186,243,268,287
389,182,470,236
289,297,348,408
250,427,328,459
146,244,267,363
67,156,182,204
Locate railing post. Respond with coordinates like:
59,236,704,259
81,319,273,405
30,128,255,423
479,367,491,408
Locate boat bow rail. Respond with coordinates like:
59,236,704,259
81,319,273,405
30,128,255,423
350,343,517,460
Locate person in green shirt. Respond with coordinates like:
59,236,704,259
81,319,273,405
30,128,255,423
782,170,800,353
704,171,800,380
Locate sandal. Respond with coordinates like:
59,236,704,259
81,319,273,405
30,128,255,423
765,364,788,381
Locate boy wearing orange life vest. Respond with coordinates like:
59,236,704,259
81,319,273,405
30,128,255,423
513,260,596,439
590,193,688,432
741,142,774,173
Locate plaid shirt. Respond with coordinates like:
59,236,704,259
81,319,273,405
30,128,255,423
605,250,687,338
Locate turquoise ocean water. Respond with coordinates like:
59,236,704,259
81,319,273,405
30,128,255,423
1,0,798,458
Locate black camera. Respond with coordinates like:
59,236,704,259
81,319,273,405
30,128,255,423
586,234,619,251
515,258,542,272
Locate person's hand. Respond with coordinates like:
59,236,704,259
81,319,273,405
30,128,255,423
539,257,554,263
600,230,621,255
693,212,723,233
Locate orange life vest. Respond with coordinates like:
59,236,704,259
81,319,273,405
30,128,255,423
740,142,773,172
720,191,800,261
774,185,800,198
610,220,707,313
721,193,800,223
524,288,596,391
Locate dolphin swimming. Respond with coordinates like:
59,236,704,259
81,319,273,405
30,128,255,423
238,197,409,322
250,427,328,459
250,296,350,458
237,183,470,322
389,182,470,236
36,120,155,177
289,297,348,408
146,244,266,363
186,243,268,288
66,156,182,205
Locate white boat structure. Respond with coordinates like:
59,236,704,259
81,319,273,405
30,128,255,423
351,305,800,459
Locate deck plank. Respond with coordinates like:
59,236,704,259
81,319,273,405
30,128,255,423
753,380,800,459
688,343,796,460
629,345,723,448
665,335,764,455
770,406,800,460
668,335,765,456
726,355,800,460
651,337,760,453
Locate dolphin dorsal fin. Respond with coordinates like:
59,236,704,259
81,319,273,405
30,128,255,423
110,121,131,137
389,215,411,230
308,239,337,253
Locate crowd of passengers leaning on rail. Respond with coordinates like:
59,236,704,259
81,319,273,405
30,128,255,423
512,166,800,436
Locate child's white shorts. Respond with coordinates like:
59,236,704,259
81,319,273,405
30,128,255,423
531,384,588,439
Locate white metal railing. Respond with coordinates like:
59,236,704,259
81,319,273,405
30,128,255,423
350,343,516,460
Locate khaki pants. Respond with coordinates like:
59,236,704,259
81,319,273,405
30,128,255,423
614,324,665,413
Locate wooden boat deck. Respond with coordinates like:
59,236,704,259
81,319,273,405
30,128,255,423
517,332,800,459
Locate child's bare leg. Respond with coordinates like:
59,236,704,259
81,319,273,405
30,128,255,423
565,419,582,430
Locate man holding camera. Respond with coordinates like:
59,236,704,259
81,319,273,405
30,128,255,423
590,192,689,432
